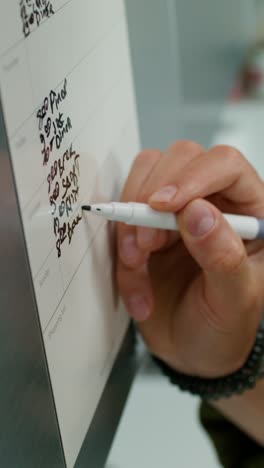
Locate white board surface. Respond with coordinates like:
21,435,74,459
0,1,140,466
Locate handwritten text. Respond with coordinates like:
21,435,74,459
20,0,54,38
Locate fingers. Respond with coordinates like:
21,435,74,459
121,149,163,202
137,140,204,202
119,141,205,261
118,149,162,267
177,198,261,333
132,141,205,253
149,145,264,216
117,141,264,326
117,227,168,322
117,149,163,321
117,262,154,322
117,143,203,322
137,226,169,250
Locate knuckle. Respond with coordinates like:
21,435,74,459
212,145,246,169
133,149,162,167
168,140,203,157
136,188,150,203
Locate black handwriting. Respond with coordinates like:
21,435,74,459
54,213,82,257
37,81,82,258
20,0,54,38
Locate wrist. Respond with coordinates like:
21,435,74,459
164,315,260,379
153,317,264,401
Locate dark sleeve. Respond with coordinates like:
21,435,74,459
199,401,264,468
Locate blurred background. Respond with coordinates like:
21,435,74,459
106,1,264,467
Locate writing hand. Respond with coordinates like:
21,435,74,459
116,141,264,378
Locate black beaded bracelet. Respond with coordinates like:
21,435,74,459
153,320,264,401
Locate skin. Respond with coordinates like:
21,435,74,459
116,141,264,445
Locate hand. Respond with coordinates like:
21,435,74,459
116,141,264,378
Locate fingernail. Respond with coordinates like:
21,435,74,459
184,200,216,238
121,234,140,263
149,185,178,203
137,227,156,248
126,295,150,322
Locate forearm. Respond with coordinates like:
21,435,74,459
213,379,264,447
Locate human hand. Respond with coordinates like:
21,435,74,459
116,141,264,378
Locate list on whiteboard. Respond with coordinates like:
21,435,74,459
36,79,82,258
0,1,140,467
20,0,55,37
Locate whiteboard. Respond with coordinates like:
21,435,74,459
0,1,140,467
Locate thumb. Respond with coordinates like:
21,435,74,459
177,199,258,331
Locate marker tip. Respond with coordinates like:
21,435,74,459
82,205,91,211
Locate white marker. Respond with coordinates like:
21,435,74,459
82,202,264,240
